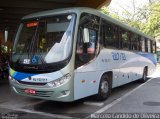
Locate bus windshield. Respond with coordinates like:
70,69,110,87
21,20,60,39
12,14,75,65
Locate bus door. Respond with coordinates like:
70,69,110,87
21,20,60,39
74,13,100,100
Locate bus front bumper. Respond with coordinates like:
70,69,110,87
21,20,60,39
9,79,74,102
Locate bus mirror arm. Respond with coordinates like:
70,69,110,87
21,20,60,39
83,28,89,43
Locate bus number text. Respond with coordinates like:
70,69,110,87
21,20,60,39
112,53,126,61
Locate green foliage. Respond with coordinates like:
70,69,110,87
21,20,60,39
100,1,160,38
142,2,160,37
100,6,110,15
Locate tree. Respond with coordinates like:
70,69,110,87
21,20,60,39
100,6,110,15
141,1,160,37
100,0,145,34
101,0,160,37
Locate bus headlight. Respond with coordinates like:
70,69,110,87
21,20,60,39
47,73,71,87
9,76,16,82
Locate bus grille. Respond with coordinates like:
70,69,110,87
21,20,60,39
17,81,47,86
15,87,53,97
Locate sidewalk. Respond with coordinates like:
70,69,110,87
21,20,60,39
105,78,160,113
94,64,160,115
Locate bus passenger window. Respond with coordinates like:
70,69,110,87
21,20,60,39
131,34,138,51
150,40,153,53
145,38,148,52
138,36,142,51
101,20,116,48
141,37,145,52
121,30,128,50
152,41,156,54
148,40,151,53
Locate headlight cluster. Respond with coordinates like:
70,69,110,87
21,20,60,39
47,73,71,87
9,75,16,82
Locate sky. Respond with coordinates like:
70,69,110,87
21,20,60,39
108,0,150,15
109,0,149,8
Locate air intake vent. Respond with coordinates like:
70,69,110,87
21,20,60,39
18,81,47,86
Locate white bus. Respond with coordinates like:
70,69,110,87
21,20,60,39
9,7,157,102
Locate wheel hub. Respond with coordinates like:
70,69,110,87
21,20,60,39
101,81,109,94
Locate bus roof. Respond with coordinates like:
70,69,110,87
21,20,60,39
22,7,155,41
22,7,100,20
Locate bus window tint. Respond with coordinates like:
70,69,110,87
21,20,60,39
131,34,138,51
101,20,116,48
148,40,151,53
121,30,128,50
152,41,156,53
76,13,100,67
150,40,153,53
138,36,142,51
145,38,148,52
141,37,145,52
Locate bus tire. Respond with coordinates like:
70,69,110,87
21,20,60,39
140,67,148,83
95,74,111,101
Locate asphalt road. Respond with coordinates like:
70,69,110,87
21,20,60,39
0,65,159,119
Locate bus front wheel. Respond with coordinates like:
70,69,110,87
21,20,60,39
95,74,111,101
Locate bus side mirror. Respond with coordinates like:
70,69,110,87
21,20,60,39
83,28,89,43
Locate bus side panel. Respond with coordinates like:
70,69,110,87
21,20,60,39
74,71,100,100
74,57,102,100
96,49,156,88
112,69,120,88
74,48,119,100
131,67,142,81
73,50,156,100
96,49,135,88
117,51,140,85
138,53,156,76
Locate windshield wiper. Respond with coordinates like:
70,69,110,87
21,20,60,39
31,23,46,65
29,23,39,57
16,22,39,64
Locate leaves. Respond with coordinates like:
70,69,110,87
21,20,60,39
100,0,160,38
143,1,160,37
100,6,110,15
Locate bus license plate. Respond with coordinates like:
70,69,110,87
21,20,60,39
24,89,36,94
